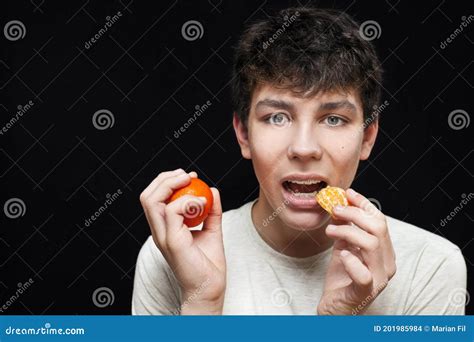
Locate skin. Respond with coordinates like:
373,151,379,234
140,82,396,315
233,83,396,314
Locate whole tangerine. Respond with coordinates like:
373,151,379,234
167,178,213,227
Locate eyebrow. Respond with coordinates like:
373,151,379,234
319,100,357,113
255,98,357,113
255,99,294,111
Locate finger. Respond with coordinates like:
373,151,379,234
148,172,193,204
164,195,205,247
332,205,383,236
202,187,222,234
143,202,167,248
326,224,379,253
339,249,373,297
140,168,186,199
336,191,396,277
327,224,386,279
345,188,383,220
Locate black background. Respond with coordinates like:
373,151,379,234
1,0,472,314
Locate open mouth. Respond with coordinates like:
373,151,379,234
282,180,327,197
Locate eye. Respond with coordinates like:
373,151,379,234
265,112,291,127
324,115,347,127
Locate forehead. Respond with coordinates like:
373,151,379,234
250,83,363,112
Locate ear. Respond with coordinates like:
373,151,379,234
360,119,378,161
233,112,251,159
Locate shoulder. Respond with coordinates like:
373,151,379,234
386,215,466,273
387,215,460,252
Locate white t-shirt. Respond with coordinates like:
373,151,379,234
132,200,467,315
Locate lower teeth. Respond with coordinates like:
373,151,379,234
289,190,318,197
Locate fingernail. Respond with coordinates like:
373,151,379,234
334,205,344,212
326,225,336,232
178,173,188,180
340,250,350,257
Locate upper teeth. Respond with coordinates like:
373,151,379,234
288,180,322,185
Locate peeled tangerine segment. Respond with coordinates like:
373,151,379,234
316,186,348,215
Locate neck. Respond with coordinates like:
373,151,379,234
251,194,334,258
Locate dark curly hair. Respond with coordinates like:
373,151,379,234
231,7,383,126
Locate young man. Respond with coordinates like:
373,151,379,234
133,7,466,315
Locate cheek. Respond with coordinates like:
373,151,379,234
322,129,362,184
248,128,287,186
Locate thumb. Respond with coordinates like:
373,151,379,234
202,187,222,233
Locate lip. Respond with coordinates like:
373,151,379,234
281,173,330,184
281,173,329,210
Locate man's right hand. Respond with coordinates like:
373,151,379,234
139,168,226,314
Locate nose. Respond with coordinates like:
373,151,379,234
287,122,322,161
